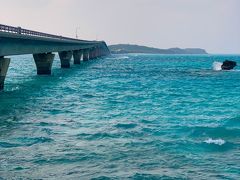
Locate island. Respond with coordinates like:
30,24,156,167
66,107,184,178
109,44,208,54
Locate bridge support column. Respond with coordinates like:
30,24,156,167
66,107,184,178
95,48,100,58
0,57,10,91
83,49,89,61
79,50,83,62
89,49,93,60
91,48,97,59
73,50,82,64
94,47,99,58
98,48,102,58
33,53,55,75
59,51,73,68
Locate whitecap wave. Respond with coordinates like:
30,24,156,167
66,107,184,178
204,138,225,145
106,56,129,60
212,61,223,71
117,56,129,60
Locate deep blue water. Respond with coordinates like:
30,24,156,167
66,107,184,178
0,54,240,179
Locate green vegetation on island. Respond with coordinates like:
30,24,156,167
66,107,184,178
109,44,208,54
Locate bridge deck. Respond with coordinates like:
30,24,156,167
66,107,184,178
0,24,109,56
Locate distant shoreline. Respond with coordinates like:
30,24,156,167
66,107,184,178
109,44,208,55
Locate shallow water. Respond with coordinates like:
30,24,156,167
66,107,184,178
0,54,240,179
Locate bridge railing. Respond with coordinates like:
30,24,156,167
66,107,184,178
0,24,84,42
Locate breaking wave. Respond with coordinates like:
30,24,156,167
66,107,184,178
204,138,225,146
212,61,223,71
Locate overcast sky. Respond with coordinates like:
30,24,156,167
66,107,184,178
0,0,239,54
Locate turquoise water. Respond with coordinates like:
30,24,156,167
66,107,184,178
0,54,240,179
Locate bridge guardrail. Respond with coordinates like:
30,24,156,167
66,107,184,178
0,24,86,42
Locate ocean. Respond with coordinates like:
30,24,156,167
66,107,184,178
0,54,240,179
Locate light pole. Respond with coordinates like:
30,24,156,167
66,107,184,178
75,27,80,39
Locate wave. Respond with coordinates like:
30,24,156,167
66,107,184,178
0,137,53,148
231,69,240,72
204,138,225,145
106,55,129,61
116,56,129,60
224,117,240,127
212,61,223,71
114,123,137,129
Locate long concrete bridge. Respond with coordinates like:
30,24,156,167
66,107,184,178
0,24,110,90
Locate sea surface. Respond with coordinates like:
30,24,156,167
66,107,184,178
0,54,240,179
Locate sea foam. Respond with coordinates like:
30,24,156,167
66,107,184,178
212,61,223,71
204,138,225,145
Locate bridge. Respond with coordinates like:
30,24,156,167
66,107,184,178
0,24,110,90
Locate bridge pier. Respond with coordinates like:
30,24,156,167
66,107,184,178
83,49,89,61
98,47,103,57
95,48,100,58
89,49,93,60
33,53,55,75
73,50,82,64
91,48,97,59
59,51,73,68
0,57,10,90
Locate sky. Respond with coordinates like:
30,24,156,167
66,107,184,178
0,0,239,54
